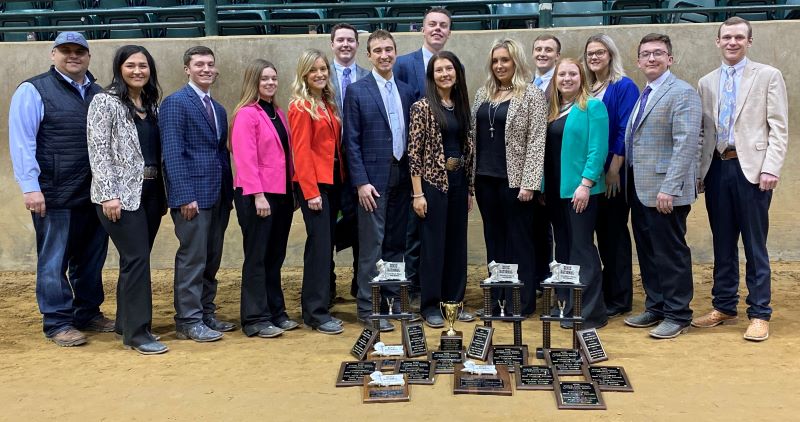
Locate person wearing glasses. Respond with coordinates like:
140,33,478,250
623,34,701,340
582,34,639,320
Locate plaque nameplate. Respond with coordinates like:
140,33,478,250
514,365,554,391
429,350,465,374
362,374,410,403
440,330,463,352
488,345,528,373
486,261,520,283
554,378,606,410
453,364,512,396
336,361,379,387
351,327,379,360
466,325,494,361
396,359,436,385
373,259,406,281
543,261,581,285
369,358,400,371
402,322,428,358
544,348,584,376
583,365,633,392
576,328,608,364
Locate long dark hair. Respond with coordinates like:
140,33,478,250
424,51,470,144
106,45,161,120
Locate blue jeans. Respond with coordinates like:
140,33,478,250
33,206,109,337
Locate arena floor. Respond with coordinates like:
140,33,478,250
1,263,798,421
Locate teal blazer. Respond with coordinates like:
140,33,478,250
557,97,609,199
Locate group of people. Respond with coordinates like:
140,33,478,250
9,10,787,355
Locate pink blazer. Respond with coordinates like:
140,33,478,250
231,102,292,195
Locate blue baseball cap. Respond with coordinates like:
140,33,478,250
52,31,89,50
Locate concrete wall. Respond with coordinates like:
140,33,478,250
0,21,797,270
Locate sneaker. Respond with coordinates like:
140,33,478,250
649,320,690,339
624,311,664,328
315,320,344,335
276,320,300,331
49,327,87,347
691,310,738,328
743,318,769,342
257,325,284,338
83,315,115,333
125,341,169,355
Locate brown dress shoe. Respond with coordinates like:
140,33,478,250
743,318,769,342
49,328,87,347
690,310,737,328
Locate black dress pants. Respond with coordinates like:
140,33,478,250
595,192,633,314
235,189,294,336
419,171,468,318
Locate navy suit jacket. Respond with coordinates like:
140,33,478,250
343,72,415,194
393,49,426,100
160,84,233,209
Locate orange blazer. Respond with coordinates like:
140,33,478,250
288,100,343,200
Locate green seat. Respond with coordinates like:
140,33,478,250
52,1,93,10
668,0,715,23
610,0,664,24
269,8,326,34
786,0,800,19
328,5,383,32
448,4,492,30
495,2,539,29
552,1,604,27
726,0,778,21
219,9,268,36
153,9,204,37
0,8,49,41
385,0,426,32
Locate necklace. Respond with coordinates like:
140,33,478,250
559,100,575,114
498,84,513,91
488,101,506,139
264,106,277,120
591,80,608,97
133,104,146,114
441,99,454,111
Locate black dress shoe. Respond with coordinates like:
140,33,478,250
203,317,236,332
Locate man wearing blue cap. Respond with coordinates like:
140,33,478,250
8,31,113,347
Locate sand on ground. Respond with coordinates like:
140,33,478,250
0,264,798,421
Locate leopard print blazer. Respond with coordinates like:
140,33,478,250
87,92,146,211
408,98,475,195
470,83,547,190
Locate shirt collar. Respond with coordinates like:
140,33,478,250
372,69,396,86
646,69,671,92
421,46,435,62
333,61,357,74
188,80,211,99
53,67,92,89
720,57,747,74
536,67,555,79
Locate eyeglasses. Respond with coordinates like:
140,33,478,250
585,49,608,59
638,50,669,60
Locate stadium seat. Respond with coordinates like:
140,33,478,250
269,8,326,34
725,0,778,21
51,1,99,39
385,0,428,32
448,4,493,30
2,1,42,11
610,0,664,25
328,4,383,32
495,2,539,30
218,9,268,36
51,1,92,10
95,1,154,38
552,1,604,27
786,0,800,19
667,0,715,23
153,9,204,37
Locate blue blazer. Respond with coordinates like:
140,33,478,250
555,97,609,199
160,84,233,209
601,76,639,171
343,72,416,194
393,49,425,100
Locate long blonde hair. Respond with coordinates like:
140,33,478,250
547,58,591,122
289,49,339,121
482,38,532,100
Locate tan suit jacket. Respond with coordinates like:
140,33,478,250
698,59,789,184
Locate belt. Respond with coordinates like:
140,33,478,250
445,156,464,172
716,149,738,161
143,165,159,179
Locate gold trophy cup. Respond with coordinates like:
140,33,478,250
440,301,463,337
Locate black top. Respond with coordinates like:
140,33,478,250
442,107,462,159
544,113,568,200
475,100,510,178
134,114,160,167
259,99,292,194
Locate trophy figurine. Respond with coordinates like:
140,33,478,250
439,301,464,351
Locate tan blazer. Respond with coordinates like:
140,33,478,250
698,60,789,184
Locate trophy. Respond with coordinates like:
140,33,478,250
439,301,464,351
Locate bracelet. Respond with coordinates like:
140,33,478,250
580,183,593,189
412,193,425,198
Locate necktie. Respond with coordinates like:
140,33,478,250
628,85,652,167
341,67,352,108
534,76,543,89
203,95,217,135
717,66,736,153
385,81,404,160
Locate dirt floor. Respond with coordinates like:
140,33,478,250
0,263,798,422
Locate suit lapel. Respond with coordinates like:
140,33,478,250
709,69,721,131
364,74,391,128
253,103,280,144
733,62,757,123
635,74,674,133
413,50,426,91
185,84,218,135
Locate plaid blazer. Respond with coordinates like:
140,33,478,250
625,73,702,207
160,84,232,209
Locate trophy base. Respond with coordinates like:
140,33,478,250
440,330,463,352
362,377,410,403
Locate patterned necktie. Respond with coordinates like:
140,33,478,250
534,76,543,89
203,94,217,135
385,81,404,160
628,85,652,167
717,66,736,153
341,67,352,108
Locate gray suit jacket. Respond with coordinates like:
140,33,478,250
331,63,370,113
625,73,702,207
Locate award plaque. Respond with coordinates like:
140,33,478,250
372,259,406,282
544,348,584,376
514,365,554,391
351,327,379,360
488,345,528,373
453,363,512,396
396,359,436,385
369,358,400,371
402,322,428,358
362,373,410,403
583,365,634,392
336,361,379,387
576,328,608,364
554,378,606,410
466,325,494,361
429,350,465,374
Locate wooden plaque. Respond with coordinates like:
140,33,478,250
440,330,463,352
351,327,378,360
583,365,634,392
576,328,608,364
429,350,465,374
369,357,400,372
362,375,410,403
514,365,554,391
402,322,428,358
453,364,512,396
544,348,584,376
488,345,528,373
466,325,494,361
554,377,606,410
396,359,436,385
336,361,378,387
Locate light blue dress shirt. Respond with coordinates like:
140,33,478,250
188,80,220,138
717,57,747,147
